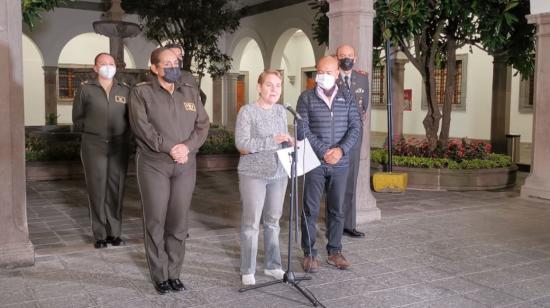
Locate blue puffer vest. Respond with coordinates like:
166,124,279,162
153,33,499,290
296,87,362,167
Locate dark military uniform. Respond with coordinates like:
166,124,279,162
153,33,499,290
128,76,209,285
337,70,369,231
72,78,131,242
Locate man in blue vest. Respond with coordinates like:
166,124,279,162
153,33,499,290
297,56,361,272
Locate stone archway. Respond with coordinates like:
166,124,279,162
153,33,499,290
270,28,316,109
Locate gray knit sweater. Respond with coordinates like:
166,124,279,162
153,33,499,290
235,102,289,179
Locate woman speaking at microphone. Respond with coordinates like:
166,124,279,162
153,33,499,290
235,69,293,285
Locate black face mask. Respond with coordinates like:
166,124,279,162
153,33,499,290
162,67,181,83
339,58,354,71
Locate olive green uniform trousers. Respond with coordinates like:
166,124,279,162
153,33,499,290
136,152,196,284
81,133,130,240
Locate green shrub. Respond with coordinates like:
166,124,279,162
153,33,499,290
198,124,238,155
371,149,512,169
25,135,80,162
26,124,238,162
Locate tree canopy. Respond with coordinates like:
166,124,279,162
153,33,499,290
22,0,64,29
121,0,241,83
311,0,535,148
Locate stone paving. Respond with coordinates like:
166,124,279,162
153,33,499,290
3,171,550,307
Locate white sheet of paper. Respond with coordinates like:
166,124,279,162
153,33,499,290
277,138,321,177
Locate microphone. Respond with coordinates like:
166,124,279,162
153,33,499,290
284,103,302,120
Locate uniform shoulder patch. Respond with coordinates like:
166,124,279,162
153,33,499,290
355,70,368,77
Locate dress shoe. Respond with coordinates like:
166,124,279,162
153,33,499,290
106,236,124,246
167,278,186,291
94,240,107,249
327,252,350,270
154,280,172,295
343,228,365,237
302,256,319,273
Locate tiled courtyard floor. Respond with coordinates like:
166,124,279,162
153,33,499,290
3,171,550,307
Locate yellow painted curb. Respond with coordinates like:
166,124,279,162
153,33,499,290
373,172,408,192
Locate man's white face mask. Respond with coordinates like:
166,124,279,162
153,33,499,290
315,73,336,90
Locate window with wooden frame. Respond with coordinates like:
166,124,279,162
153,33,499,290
58,66,94,102
370,65,386,109
518,74,534,113
421,54,468,110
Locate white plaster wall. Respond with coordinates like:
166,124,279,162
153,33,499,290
200,73,213,120
371,46,495,140
239,40,264,104
510,71,534,142
530,0,550,14
22,35,46,126
58,32,135,67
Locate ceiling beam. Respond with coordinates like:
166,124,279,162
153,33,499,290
240,0,309,17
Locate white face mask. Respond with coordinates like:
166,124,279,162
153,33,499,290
315,73,336,90
98,65,116,79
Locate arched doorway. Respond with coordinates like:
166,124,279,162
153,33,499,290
23,35,46,126
236,39,265,112
271,29,315,111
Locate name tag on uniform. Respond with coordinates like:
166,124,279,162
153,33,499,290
115,95,126,104
355,88,365,94
183,102,196,112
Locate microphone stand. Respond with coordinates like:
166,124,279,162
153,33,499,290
238,115,322,307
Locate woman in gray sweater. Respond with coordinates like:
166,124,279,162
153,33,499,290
235,69,293,285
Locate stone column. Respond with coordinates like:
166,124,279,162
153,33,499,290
490,55,512,154
212,77,223,124
521,13,550,200
0,0,35,268
212,73,239,129
223,73,239,131
327,0,381,223
43,66,58,124
391,52,408,137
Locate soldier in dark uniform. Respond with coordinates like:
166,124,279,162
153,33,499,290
336,44,369,238
128,47,209,294
165,43,207,105
72,53,131,249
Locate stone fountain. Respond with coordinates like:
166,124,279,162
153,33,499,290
92,0,141,69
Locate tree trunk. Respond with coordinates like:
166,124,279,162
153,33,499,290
422,61,441,149
439,38,457,148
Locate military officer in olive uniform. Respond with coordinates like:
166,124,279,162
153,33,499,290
128,47,209,295
336,44,369,238
72,53,131,249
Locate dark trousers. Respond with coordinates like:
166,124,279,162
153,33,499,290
343,129,363,229
81,134,129,240
301,164,348,257
136,152,196,284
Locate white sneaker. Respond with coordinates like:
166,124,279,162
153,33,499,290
264,269,285,280
242,274,255,285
